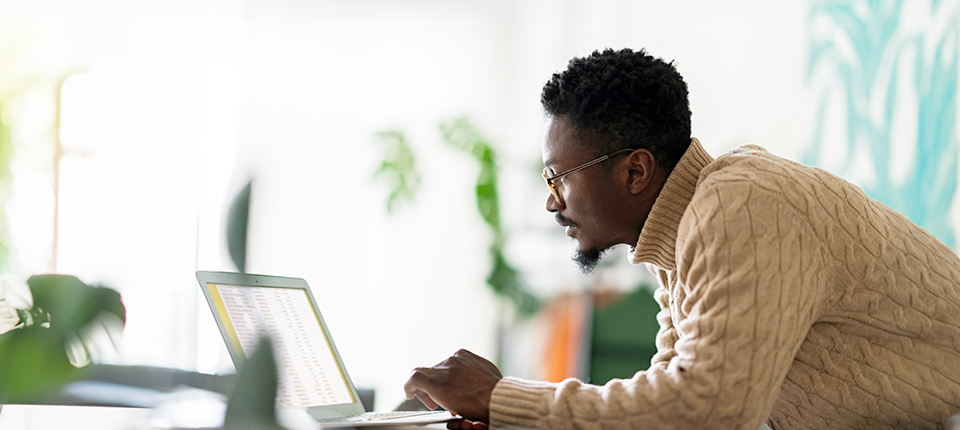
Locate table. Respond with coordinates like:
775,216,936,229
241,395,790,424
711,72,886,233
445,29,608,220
0,405,150,430
0,404,451,430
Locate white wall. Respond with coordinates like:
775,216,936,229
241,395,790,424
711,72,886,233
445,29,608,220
237,0,509,408
1,0,956,412
231,0,821,408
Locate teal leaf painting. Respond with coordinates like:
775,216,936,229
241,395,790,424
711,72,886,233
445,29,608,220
806,0,959,247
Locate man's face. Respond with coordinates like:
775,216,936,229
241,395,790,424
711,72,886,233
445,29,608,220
541,116,631,272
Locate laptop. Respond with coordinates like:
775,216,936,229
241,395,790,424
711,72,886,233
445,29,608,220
196,271,454,428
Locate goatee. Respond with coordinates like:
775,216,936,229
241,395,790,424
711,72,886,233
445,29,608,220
573,248,607,274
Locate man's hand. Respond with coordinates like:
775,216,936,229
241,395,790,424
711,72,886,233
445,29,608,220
403,349,503,425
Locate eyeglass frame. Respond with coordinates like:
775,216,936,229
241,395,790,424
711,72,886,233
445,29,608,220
542,147,637,207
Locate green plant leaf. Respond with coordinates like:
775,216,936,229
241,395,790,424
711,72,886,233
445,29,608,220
373,130,421,214
0,274,125,402
223,336,285,430
0,325,78,402
27,275,126,337
440,117,540,316
487,248,539,316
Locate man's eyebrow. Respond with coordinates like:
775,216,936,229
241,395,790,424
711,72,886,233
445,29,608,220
543,157,556,167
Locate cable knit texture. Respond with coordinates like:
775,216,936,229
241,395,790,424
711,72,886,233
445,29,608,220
489,138,960,429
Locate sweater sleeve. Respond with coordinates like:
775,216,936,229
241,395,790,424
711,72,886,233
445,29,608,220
489,176,828,430
649,268,679,370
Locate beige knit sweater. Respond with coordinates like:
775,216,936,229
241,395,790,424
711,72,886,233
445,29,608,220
490,138,960,429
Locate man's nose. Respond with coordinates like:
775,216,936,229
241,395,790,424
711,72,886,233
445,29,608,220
545,192,562,212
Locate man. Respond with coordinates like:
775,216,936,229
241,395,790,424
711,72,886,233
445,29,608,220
404,48,960,429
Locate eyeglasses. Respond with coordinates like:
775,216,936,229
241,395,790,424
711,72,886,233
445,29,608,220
542,148,636,207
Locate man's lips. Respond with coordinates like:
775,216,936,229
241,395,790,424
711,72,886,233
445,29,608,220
555,213,578,237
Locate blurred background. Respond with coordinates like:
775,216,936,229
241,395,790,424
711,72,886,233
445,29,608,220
0,0,957,412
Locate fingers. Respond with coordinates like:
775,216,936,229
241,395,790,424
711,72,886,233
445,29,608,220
416,390,439,410
403,367,431,398
404,367,440,410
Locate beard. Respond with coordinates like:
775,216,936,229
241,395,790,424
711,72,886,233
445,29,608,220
556,213,611,273
572,247,608,274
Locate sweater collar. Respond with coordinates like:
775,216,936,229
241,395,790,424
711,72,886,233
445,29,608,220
629,137,714,270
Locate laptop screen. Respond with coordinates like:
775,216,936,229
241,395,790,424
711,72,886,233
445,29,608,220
203,280,356,409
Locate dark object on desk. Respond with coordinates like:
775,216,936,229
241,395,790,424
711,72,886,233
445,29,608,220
50,363,376,413
44,364,238,407
394,396,444,412
83,364,235,394
356,387,375,412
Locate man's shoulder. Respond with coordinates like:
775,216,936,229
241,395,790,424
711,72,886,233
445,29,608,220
695,144,842,196
682,143,870,229
702,143,800,177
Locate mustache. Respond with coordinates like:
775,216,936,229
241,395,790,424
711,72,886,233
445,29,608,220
555,213,578,228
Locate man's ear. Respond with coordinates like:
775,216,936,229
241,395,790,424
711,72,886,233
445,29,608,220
625,149,656,195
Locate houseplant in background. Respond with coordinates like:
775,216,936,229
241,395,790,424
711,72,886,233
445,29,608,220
439,117,539,317
0,274,125,403
373,118,540,317
373,130,421,214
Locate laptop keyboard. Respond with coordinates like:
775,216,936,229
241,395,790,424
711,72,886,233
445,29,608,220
315,410,446,423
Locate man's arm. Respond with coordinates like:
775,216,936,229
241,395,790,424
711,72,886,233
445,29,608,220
648,267,679,370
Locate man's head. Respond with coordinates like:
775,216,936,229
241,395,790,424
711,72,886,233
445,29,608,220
540,48,691,273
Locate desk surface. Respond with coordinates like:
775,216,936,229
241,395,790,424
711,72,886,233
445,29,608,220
0,404,450,430
0,405,151,430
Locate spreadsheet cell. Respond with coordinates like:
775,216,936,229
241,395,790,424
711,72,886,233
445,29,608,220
215,285,354,408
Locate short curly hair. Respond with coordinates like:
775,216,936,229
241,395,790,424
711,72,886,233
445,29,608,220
541,48,691,171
